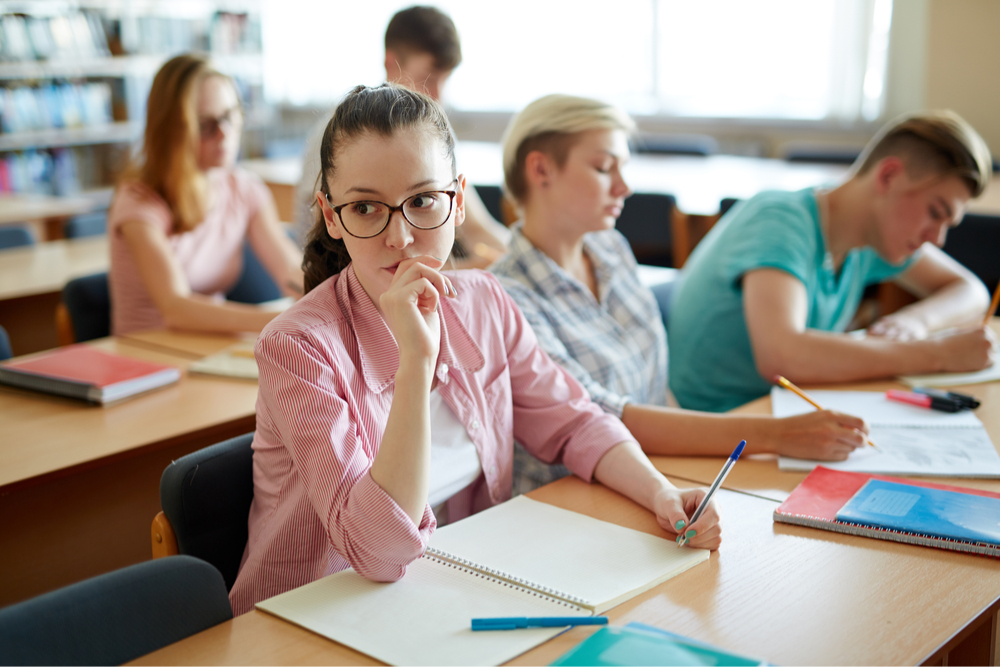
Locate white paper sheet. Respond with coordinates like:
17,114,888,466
778,426,1000,476
899,364,1000,388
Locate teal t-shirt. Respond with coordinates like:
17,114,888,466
668,189,913,413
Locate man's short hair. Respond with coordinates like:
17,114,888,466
384,6,462,72
854,111,993,197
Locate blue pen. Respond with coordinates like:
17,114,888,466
471,616,608,631
677,440,745,548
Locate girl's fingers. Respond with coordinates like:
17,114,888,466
392,257,456,299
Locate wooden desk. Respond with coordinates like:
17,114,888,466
121,329,256,359
132,475,1000,666
0,335,257,606
0,236,108,355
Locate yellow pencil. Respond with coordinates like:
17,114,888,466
774,375,881,452
984,282,1000,326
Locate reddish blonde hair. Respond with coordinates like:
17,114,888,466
123,53,231,233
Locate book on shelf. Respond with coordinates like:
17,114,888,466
0,344,180,404
773,466,1000,558
551,622,766,666
256,496,709,666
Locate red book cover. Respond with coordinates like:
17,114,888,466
774,466,1000,557
0,344,180,403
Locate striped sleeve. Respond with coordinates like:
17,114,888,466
255,328,435,582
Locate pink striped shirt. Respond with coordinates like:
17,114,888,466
107,168,270,335
229,266,633,615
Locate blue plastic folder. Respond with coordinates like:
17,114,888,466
550,623,765,666
835,479,1000,547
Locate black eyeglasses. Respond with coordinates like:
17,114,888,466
326,180,458,239
198,106,243,138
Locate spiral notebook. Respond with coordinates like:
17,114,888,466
255,496,709,666
773,466,1000,558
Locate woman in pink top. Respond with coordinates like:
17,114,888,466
108,54,302,335
228,84,723,615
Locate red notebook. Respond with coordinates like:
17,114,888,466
0,344,181,404
774,466,1000,558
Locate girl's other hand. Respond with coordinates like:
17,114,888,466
868,312,929,341
653,486,721,550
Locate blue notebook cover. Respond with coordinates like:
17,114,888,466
835,479,1000,547
550,623,764,666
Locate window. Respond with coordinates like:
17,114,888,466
263,0,892,123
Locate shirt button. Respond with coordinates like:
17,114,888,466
490,465,497,475
436,363,449,382
471,419,480,430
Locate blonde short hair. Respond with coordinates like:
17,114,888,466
501,94,635,204
854,110,992,197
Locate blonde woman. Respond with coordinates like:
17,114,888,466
108,53,302,335
490,95,869,493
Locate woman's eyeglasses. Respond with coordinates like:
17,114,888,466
326,180,459,238
198,106,243,138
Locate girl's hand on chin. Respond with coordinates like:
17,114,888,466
379,255,457,365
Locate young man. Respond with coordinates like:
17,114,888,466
668,111,996,413
295,6,510,267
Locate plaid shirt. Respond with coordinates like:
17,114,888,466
490,226,669,492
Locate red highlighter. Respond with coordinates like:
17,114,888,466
886,389,963,413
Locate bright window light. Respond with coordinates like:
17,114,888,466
262,0,892,123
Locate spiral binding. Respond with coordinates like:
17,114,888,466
424,547,593,610
773,510,1000,559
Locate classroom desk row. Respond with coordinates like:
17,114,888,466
3,327,999,665
0,333,255,607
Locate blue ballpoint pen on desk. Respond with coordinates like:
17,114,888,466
677,440,745,548
471,616,609,631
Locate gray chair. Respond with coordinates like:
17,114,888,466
0,225,34,249
616,193,676,267
0,555,232,666
154,433,255,592
60,272,110,343
63,211,107,239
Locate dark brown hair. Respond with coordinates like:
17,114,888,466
384,6,462,72
854,111,993,197
302,84,457,294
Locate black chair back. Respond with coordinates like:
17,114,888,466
615,193,676,267
473,184,505,223
943,213,1000,292
0,225,34,249
62,272,110,342
0,556,232,666
160,433,255,591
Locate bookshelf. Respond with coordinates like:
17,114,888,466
0,1,263,201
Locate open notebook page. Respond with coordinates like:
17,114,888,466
430,496,708,613
256,555,582,667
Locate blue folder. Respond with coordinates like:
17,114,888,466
550,623,765,666
835,479,1000,547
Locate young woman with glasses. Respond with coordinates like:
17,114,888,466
107,53,302,335
228,84,722,615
